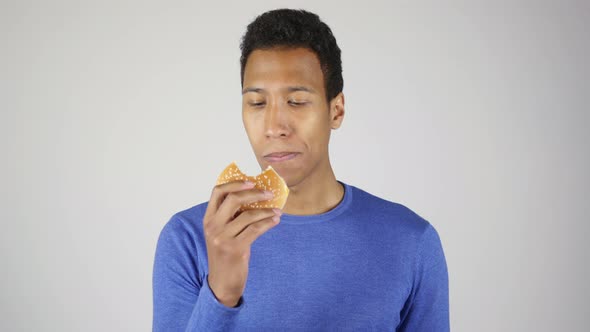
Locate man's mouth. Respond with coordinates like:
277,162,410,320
263,152,300,163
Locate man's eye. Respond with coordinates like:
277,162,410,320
249,101,265,107
288,100,308,106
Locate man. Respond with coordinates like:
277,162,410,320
153,8,449,331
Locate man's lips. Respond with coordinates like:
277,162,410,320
263,152,300,163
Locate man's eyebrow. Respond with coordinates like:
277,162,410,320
241,86,317,95
242,87,264,95
286,86,316,94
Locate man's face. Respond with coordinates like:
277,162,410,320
241,47,344,187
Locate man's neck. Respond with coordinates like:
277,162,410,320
281,163,344,216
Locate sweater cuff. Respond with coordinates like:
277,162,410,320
187,274,244,330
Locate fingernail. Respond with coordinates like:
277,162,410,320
264,190,274,198
272,208,282,216
243,181,255,187
272,215,281,223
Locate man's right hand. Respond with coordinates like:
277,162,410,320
203,180,282,307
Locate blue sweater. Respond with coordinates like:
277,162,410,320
153,182,449,331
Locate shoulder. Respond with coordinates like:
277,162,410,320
347,183,446,266
347,183,436,238
157,201,209,244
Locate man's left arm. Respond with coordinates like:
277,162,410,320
398,224,450,331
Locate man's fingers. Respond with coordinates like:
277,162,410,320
204,181,255,221
215,189,274,226
236,216,281,246
224,208,280,237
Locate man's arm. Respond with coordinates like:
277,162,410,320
398,224,450,331
153,180,281,331
152,216,243,332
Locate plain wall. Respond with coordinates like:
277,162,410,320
2,0,589,331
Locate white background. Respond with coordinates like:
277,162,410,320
2,0,589,331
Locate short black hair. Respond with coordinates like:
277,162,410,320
240,9,343,102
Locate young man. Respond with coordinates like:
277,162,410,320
153,9,449,331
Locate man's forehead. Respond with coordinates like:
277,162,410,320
246,48,321,72
243,48,324,92
248,46,319,60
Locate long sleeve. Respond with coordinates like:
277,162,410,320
152,215,244,331
398,224,450,332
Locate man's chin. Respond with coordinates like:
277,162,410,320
267,165,297,188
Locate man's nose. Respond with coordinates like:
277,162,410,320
264,101,291,138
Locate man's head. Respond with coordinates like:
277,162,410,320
239,9,345,189
240,9,343,102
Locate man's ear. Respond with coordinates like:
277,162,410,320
329,92,345,129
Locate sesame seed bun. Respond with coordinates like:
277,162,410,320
216,162,289,211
